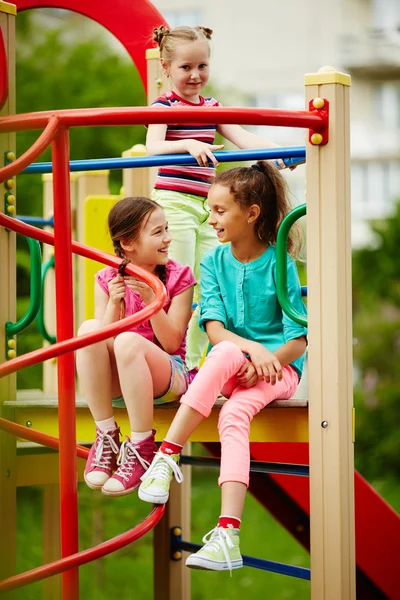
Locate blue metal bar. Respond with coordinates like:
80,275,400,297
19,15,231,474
178,541,310,580
16,216,54,227
22,146,306,175
180,455,309,477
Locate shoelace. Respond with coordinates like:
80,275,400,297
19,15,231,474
115,439,151,482
140,451,184,484
92,431,119,468
201,527,236,575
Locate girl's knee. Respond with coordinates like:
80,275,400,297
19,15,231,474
209,341,244,363
77,319,102,336
218,402,251,432
114,331,144,357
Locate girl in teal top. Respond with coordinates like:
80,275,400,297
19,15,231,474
139,161,308,574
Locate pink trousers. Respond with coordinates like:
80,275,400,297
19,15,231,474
180,341,299,487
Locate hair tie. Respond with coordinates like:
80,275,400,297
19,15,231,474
251,163,263,173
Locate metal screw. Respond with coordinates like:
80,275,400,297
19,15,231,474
5,469,10,478
321,421,328,428
26,421,32,428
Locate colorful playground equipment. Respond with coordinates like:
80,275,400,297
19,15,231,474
1,2,399,599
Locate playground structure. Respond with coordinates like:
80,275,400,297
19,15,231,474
0,1,399,599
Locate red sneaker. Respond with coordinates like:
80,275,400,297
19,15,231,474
84,425,121,490
102,430,157,497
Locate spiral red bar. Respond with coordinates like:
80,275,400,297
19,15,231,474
0,116,60,183
0,106,327,133
0,418,88,458
0,504,165,593
0,213,166,378
0,28,8,112
0,415,164,593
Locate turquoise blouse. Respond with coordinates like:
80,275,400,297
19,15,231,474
199,244,308,378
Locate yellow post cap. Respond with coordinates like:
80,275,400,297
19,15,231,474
305,66,351,87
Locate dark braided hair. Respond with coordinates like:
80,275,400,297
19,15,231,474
214,161,302,257
108,197,167,318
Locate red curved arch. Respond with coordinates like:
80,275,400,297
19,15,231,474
0,27,8,110
14,0,168,90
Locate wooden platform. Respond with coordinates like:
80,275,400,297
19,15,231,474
5,388,309,443
3,388,308,487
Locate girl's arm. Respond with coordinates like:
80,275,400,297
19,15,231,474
149,287,194,354
146,124,224,167
94,280,121,325
217,124,279,150
273,336,307,365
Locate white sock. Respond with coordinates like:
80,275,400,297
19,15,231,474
130,430,152,443
96,417,116,432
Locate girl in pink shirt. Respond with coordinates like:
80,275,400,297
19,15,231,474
76,196,196,496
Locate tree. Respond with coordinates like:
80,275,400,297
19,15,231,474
352,202,400,481
13,10,147,387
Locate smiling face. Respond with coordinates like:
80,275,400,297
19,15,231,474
162,40,210,103
208,184,260,244
121,206,171,269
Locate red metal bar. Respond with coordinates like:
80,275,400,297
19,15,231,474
0,505,165,593
0,116,59,183
0,420,165,593
0,105,327,133
52,126,79,598
0,213,166,378
0,418,88,458
0,28,8,112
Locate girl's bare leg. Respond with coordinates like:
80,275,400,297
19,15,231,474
113,332,173,432
76,319,121,421
221,482,247,520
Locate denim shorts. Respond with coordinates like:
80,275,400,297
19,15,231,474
112,355,190,408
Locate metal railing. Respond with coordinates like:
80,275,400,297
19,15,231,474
0,103,324,597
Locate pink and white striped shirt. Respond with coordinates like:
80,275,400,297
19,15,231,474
151,91,221,198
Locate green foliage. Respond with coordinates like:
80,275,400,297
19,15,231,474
352,202,400,482
13,11,147,369
15,11,146,218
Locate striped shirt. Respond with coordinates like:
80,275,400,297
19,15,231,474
151,91,221,198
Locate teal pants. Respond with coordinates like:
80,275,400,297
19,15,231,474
152,188,219,370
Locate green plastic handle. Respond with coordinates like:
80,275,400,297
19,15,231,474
276,203,308,327
6,236,42,336
36,255,56,344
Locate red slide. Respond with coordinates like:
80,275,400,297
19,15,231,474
203,442,399,600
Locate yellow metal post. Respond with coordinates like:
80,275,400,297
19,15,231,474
305,67,356,600
0,2,17,590
75,170,110,327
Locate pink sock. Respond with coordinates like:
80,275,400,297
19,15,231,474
218,515,241,529
160,440,183,456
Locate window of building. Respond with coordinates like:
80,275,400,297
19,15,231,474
372,82,400,128
371,0,400,31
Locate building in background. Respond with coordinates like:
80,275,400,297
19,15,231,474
151,0,400,246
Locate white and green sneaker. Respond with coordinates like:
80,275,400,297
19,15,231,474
138,450,183,504
186,527,243,574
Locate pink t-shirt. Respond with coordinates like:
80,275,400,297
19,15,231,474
95,259,196,362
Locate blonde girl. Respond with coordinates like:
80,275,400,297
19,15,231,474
147,25,284,371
